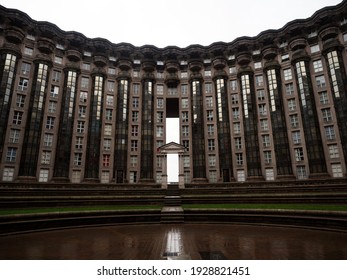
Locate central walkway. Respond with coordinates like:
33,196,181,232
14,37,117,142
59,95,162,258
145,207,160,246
1,224,347,259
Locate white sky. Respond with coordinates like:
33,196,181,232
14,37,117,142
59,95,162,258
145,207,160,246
0,0,343,48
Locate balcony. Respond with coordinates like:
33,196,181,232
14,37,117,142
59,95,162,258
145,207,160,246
94,55,108,67
117,59,132,70
5,27,25,44
165,73,180,87
262,47,278,60
236,52,252,65
66,49,82,62
188,61,203,71
37,38,55,54
165,61,179,72
289,38,307,51
212,58,227,69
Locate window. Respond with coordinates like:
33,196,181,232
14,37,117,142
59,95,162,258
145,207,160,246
288,99,296,111
281,54,289,62
181,98,188,109
131,140,138,151
16,94,25,107
262,135,270,147
290,114,299,128
2,167,15,182
285,83,295,95
313,60,323,73
322,108,332,122
310,44,320,53
80,91,88,103
50,85,59,98
182,125,189,137
232,108,240,119
81,77,89,89
206,97,213,108
104,124,112,136
106,95,113,106
43,134,53,147
107,81,115,92
131,126,139,137
264,151,272,164
316,75,326,88
208,139,215,151
254,62,262,69
39,169,49,182
208,155,216,167
52,70,61,82
230,80,238,91
24,47,33,56
207,124,214,136
229,66,236,74
182,111,189,122
255,75,263,87
234,122,241,134
319,91,329,105
205,83,213,94
209,171,217,183
13,111,23,125
9,129,20,143
74,153,82,166
48,101,57,113
325,126,335,140
157,98,164,108
207,110,213,121
181,72,188,78
75,137,83,149
156,85,164,95
54,56,63,64
103,154,110,167
167,87,177,95
182,140,189,151
46,117,55,129
290,131,301,145
204,70,211,77
130,156,138,167
41,151,51,164
132,111,139,122
297,166,307,179
328,144,339,159
258,104,267,116
105,109,113,121
18,78,28,91
21,62,31,75
235,137,242,149
236,153,243,165
133,97,139,108
157,112,164,123
82,63,90,71
257,90,265,101
6,147,17,162
183,156,190,168
108,68,116,75
283,68,292,80
133,84,140,95
156,140,164,148
77,121,85,133
260,119,268,131
133,70,139,78
181,84,188,95
156,126,164,137
295,148,304,161
79,106,87,118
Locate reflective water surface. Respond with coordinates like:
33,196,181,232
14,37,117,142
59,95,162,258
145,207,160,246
0,224,346,260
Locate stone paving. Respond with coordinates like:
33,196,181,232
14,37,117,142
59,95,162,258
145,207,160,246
0,224,346,259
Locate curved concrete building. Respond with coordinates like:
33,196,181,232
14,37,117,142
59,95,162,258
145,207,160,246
0,1,347,184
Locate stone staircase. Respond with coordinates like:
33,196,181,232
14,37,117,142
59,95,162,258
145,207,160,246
161,184,184,223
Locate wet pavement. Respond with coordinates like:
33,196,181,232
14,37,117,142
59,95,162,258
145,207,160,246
0,224,346,260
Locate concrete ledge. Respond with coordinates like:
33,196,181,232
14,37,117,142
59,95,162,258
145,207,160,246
0,208,346,236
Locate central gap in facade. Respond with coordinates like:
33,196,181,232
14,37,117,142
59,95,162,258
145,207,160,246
166,98,179,183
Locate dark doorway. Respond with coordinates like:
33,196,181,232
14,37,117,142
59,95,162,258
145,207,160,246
166,98,179,118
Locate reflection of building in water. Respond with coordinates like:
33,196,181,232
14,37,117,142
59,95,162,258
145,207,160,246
164,227,184,257
1,1,347,184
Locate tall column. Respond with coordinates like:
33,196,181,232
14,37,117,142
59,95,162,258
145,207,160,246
294,59,327,175
161,154,168,189
84,74,104,180
265,66,293,176
190,76,207,181
213,71,233,182
114,75,130,183
19,61,50,178
0,52,18,161
178,153,185,188
53,69,79,180
140,75,155,182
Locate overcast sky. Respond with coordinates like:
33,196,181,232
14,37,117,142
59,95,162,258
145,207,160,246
1,0,343,48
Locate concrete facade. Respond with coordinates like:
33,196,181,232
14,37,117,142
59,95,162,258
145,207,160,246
1,2,347,184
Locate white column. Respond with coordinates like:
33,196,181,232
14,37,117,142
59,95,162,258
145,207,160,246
178,153,185,189
161,154,168,189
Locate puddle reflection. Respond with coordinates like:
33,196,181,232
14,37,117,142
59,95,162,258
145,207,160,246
0,224,346,260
